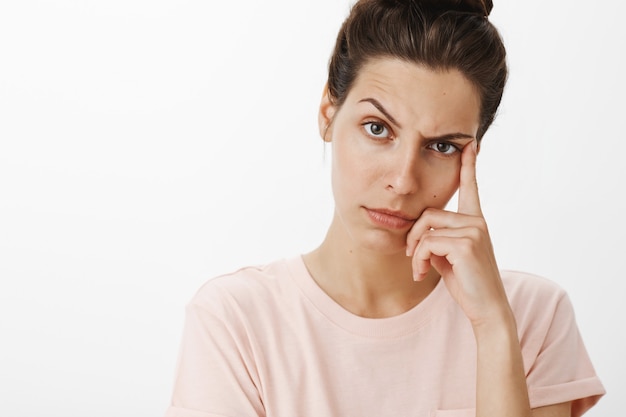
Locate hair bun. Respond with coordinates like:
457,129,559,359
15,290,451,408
460,0,492,16
412,0,493,17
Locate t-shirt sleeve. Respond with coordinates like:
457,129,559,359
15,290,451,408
523,291,605,416
164,296,265,417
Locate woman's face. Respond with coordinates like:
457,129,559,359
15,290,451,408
320,58,481,254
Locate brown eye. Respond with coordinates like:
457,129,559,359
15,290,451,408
363,122,389,138
437,143,451,153
370,123,384,135
428,142,458,155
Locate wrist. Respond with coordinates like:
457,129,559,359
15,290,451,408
471,305,519,343
473,306,531,417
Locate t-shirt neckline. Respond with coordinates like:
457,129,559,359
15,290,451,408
286,255,451,339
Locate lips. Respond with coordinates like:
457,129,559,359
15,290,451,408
364,207,417,229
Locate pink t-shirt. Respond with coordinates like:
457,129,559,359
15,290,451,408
165,256,605,417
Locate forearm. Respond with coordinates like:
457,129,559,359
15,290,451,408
474,309,531,417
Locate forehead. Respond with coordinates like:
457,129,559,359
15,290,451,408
351,58,480,104
346,58,481,135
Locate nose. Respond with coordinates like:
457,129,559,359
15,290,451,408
385,148,420,195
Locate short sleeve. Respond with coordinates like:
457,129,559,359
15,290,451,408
524,292,605,416
164,299,265,417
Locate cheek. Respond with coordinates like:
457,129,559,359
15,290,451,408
422,162,461,206
331,135,380,192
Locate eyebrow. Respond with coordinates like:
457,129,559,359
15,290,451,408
358,97,475,142
425,132,475,142
358,98,402,129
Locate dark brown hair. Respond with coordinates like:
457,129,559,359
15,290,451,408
327,0,506,140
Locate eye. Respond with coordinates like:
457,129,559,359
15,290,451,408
428,142,459,155
363,122,390,139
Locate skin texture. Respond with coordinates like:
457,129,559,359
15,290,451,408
306,59,479,317
303,58,570,416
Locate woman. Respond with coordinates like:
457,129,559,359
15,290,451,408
165,0,605,416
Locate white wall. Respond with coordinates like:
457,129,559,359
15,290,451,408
0,0,623,415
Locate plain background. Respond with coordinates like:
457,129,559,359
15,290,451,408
0,0,623,416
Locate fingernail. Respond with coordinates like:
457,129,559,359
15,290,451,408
472,140,478,153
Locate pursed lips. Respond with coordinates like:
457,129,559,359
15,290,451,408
364,207,418,229
367,208,417,221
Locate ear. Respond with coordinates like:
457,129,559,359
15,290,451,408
318,84,337,142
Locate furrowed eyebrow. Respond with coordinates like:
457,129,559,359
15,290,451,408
358,98,475,141
424,132,475,142
358,98,402,129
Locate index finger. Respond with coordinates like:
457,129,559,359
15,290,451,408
457,139,483,216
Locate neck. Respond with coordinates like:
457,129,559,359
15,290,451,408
303,217,439,318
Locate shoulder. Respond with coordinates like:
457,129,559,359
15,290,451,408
500,269,567,306
499,272,606,410
501,270,573,331
500,270,576,341
187,257,298,320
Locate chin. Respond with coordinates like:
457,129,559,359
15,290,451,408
358,230,407,255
